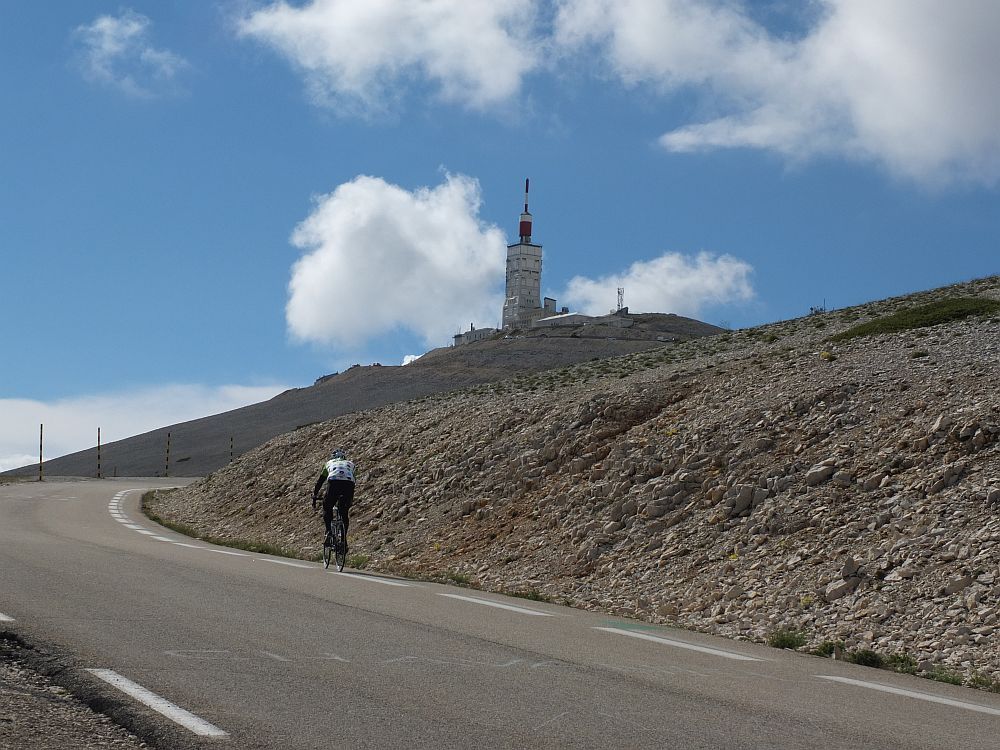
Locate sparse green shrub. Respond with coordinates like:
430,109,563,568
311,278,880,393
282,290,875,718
812,640,844,658
507,588,552,603
885,652,918,674
347,553,370,569
831,297,1000,342
847,649,884,668
968,672,1000,692
926,666,963,685
767,629,807,650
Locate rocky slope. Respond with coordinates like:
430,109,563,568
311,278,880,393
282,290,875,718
149,276,1000,687
8,329,696,478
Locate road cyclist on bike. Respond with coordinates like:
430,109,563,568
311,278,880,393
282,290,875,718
312,448,356,556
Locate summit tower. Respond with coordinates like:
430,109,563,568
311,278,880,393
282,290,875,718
502,179,555,329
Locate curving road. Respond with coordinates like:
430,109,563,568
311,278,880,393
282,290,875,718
2,478,999,749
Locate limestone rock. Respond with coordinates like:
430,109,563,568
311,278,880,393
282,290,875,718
806,463,836,486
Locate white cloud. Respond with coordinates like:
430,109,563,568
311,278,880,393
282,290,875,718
74,9,189,97
561,251,754,318
286,173,506,349
0,384,288,472
237,0,538,113
554,0,1000,186
402,354,422,365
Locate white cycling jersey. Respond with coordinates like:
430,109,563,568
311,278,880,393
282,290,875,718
324,458,355,483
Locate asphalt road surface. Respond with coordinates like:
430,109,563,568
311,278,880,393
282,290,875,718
2,479,999,749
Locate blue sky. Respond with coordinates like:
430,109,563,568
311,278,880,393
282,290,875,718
2,0,998,468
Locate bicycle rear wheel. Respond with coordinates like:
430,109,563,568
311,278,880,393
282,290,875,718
322,532,333,569
334,521,347,572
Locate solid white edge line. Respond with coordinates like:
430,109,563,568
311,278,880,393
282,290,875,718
817,675,1000,716
208,549,250,557
438,593,553,616
172,542,204,549
0,613,14,623
330,572,411,587
86,669,228,738
151,536,172,542
261,559,313,569
135,530,158,536
593,627,763,661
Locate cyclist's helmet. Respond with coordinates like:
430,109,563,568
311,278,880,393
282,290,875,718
330,449,346,460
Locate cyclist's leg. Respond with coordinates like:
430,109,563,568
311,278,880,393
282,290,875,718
337,482,355,535
321,483,334,536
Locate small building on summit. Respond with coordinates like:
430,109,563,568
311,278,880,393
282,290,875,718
452,322,496,346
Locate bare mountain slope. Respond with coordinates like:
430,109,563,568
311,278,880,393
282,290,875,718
10,319,721,477
149,275,1000,687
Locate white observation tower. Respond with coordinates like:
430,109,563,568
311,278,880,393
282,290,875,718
502,179,555,329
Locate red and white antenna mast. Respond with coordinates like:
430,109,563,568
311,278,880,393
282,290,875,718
518,177,532,242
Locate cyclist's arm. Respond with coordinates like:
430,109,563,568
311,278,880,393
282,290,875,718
313,467,329,497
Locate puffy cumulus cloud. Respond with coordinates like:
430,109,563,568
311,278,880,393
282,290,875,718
286,174,506,349
561,251,754,318
73,9,189,97
554,0,1000,186
0,384,289,472
402,354,422,365
238,0,538,113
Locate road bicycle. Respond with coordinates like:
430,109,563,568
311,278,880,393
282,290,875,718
322,505,347,572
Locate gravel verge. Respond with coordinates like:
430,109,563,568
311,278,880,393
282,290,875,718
0,633,146,750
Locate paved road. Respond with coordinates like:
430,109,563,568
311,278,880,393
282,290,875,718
2,479,999,749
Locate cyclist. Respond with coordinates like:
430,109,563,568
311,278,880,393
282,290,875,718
312,449,356,552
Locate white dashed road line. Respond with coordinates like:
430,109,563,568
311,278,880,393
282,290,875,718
320,653,350,662
86,669,229,738
817,675,1000,716
330,572,412,587
593,627,764,662
261,559,314,569
438,593,554,617
260,651,291,662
